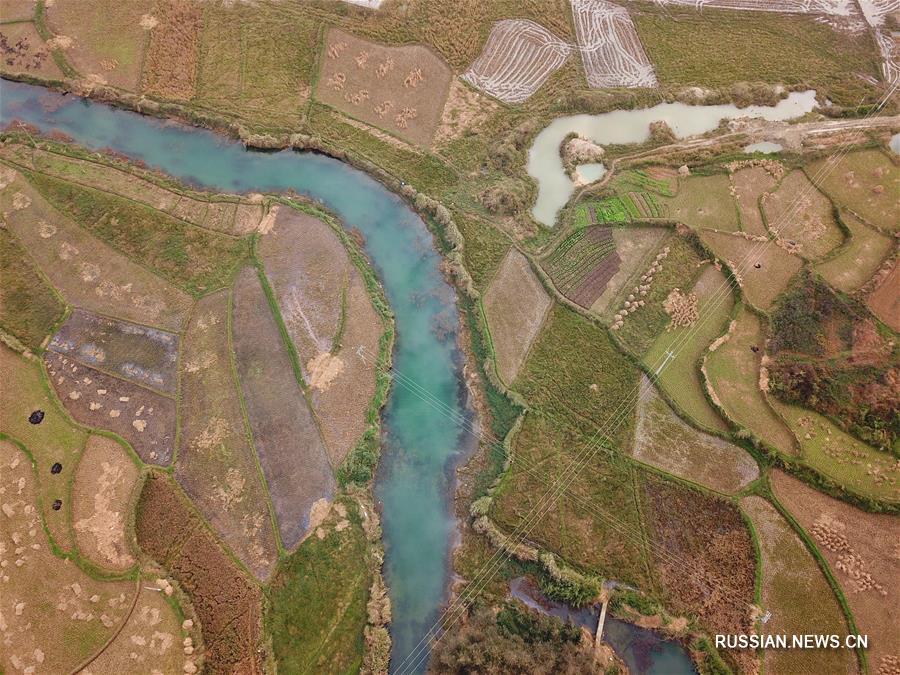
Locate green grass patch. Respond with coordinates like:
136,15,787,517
0,229,65,350
266,497,370,673
24,170,250,296
662,174,739,232
454,211,511,290
631,3,881,106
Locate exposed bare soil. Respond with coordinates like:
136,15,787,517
316,27,453,146
45,351,176,465
0,22,62,80
483,249,552,385
772,471,900,673
72,434,139,571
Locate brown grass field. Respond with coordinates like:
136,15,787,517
772,471,899,672
72,434,139,572
741,495,856,675
45,0,151,89
704,307,797,455
816,211,894,292
0,169,194,331
231,266,335,549
700,230,802,310
642,475,756,673
666,174,739,232
135,472,262,673
483,249,552,385
258,206,382,465
0,21,63,80
44,351,176,465
762,170,844,260
316,27,453,147
866,258,899,332
633,378,757,494
176,289,279,580
0,346,86,552
731,166,775,237
0,439,136,674
808,149,900,232
140,0,201,100
49,309,179,395
1,0,36,21
80,584,189,675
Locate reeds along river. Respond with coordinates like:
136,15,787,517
0,78,472,673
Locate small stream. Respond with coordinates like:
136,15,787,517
0,79,473,672
510,577,697,675
527,90,818,226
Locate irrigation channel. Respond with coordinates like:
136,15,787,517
0,79,473,672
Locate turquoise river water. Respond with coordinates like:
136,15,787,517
0,79,471,672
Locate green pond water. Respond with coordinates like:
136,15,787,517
1,79,471,672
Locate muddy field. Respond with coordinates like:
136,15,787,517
704,307,797,455
45,351,176,465
731,166,776,237
572,0,657,88
72,434,139,572
816,211,894,292
317,28,453,146
140,0,202,100
231,267,335,549
80,584,190,675
0,170,193,331
45,0,151,89
633,378,757,494
135,472,262,673
176,290,279,580
762,170,844,260
49,309,179,395
462,19,571,104
258,206,383,466
0,439,137,674
741,495,857,675
700,230,802,310
483,249,552,385
772,471,899,672
642,476,757,673
0,346,86,552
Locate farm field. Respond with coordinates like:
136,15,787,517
633,378,757,494
258,205,384,466
770,399,899,503
231,267,335,549
0,168,194,331
665,174,739,232
740,496,856,675
772,471,900,672
135,472,261,673
700,230,802,310
541,226,621,308
0,20,63,80
461,19,572,104
71,434,139,572
571,0,657,88
0,228,64,350
573,190,664,227
807,149,900,232
590,226,668,316
704,307,798,455
483,249,552,385
176,290,279,580
643,263,734,432
761,170,844,260
0,346,87,552
866,259,899,332
730,165,776,237
815,211,894,292
0,439,137,675
140,0,202,101
316,28,453,146
641,475,756,673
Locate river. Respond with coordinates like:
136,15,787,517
0,79,471,672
